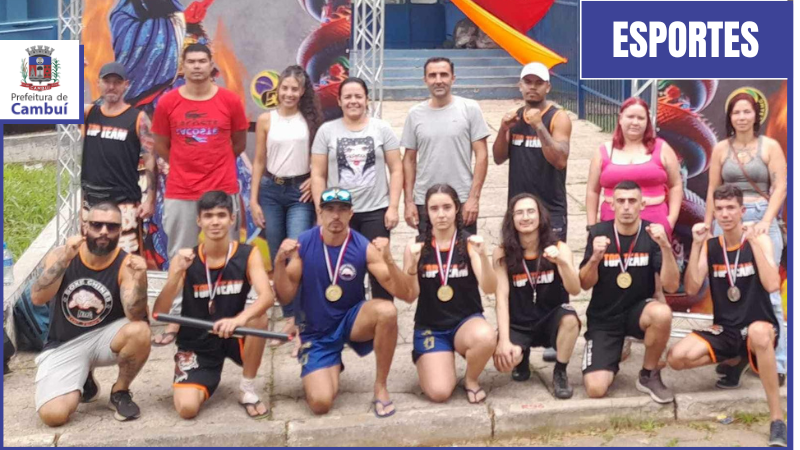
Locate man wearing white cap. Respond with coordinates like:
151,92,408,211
492,62,573,369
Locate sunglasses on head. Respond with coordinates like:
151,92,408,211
88,221,122,233
321,189,351,202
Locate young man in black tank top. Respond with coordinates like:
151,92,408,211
493,194,582,399
82,62,157,256
30,203,151,427
492,62,573,363
579,181,679,403
153,191,274,420
667,185,786,447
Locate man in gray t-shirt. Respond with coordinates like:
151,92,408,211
401,57,491,235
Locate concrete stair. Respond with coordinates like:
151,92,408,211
381,49,521,100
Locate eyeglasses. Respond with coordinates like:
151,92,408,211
88,221,122,233
321,188,352,203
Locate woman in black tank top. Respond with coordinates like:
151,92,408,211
400,184,497,404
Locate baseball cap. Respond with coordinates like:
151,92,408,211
320,187,353,208
520,62,550,82
99,62,128,80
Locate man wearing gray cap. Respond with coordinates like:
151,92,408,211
492,62,573,371
82,61,157,256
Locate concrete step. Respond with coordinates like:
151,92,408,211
382,48,512,58
383,74,519,87
384,56,518,68
386,65,521,78
384,85,520,100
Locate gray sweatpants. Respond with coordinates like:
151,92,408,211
163,193,241,315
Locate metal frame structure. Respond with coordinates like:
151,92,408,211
351,0,385,118
632,79,658,127
56,0,84,245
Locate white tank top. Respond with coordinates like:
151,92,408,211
266,110,310,177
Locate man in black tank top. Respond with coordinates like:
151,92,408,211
667,185,786,447
30,202,151,427
492,194,582,399
153,191,274,420
579,181,679,404
82,62,157,256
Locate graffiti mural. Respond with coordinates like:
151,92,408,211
656,80,787,316
82,0,352,270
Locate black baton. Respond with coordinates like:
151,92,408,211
153,313,292,341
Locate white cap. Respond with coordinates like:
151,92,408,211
520,62,550,82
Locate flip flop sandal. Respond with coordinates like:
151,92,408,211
151,331,177,347
240,400,270,420
465,387,486,404
372,398,396,418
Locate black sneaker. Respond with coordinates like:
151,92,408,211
635,370,674,403
553,368,573,399
715,359,749,389
512,348,531,382
543,347,557,363
108,390,140,421
768,420,787,447
80,371,100,403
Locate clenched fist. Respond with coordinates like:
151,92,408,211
468,235,486,255
645,223,671,248
523,108,543,128
64,235,86,261
691,223,710,243
591,236,611,260
275,239,300,264
126,255,148,275
170,249,195,274
372,237,393,264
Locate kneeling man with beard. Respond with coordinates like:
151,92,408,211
30,202,151,427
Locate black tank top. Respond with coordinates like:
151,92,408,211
178,242,253,350
81,105,142,203
706,237,778,329
507,247,569,331
414,230,483,331
45,248,128,349
508,104,566,214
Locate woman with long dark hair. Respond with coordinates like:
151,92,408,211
492,193,581,398
311,77,403,303
586,97,683,236
250,65,323,340
401,184,497,404
704,92,787,387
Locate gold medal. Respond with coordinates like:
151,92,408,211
437,285,454,302
617,272,633,289
325,284,343,302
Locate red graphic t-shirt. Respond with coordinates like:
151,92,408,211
152,86,248,200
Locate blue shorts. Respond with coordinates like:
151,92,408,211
412,313,485,364
298,302,374,377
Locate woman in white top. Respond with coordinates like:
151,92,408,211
311,77,404,302
251,65,322,338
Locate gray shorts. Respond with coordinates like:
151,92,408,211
163,193,241,314
34,318,130,411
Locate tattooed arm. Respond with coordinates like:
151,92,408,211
120,255,149,321
137,111,157,219
31,235,85,305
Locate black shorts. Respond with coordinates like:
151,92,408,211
509,304,580,351
582,299,652,374
173,338,244,399
416,204,477,236
550,213,568,242
691,323,778,374
351,208,392,301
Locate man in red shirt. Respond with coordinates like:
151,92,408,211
151,43,249,346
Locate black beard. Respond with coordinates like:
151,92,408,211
86,235,119,256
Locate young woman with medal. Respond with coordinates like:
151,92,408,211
669,185,785,447
272,187,415,418
401,184,497,404
492,194,582,399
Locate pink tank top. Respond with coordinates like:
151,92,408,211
599,138,668,198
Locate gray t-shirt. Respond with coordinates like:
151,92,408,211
312,117,400,213
400,95,491,204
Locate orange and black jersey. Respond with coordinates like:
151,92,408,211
178,242,256,351
580,220,662,329
507,247,570,331
706,237,777,329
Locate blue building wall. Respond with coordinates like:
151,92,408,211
0,0,59,40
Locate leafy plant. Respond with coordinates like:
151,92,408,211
20,59,27,83
52,58,60,82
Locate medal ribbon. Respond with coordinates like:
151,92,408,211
205,242,234,312
322,228,352,286
721,234,746,288
521,255,543,302
613,221,642,275
434,231,458,287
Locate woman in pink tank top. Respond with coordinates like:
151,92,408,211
586,98,683,237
